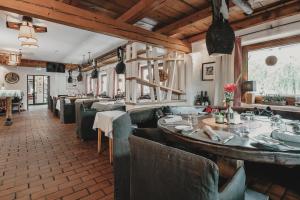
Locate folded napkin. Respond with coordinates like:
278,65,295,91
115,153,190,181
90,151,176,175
271,130,300,143
163,116,182,124
203,125,220,141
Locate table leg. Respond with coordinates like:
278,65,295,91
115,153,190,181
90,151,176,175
109,138,113,164
98,128,102,153
4,97,13,126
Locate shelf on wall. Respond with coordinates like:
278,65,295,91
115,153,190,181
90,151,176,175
126,56,184,63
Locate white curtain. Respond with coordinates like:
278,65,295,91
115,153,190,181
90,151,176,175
106,68,115,98
213,53,235,106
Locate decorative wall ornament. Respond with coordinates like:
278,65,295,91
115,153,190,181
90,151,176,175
265,55,278,66
202,62,216,81
5,72,20,84
159,69,168,82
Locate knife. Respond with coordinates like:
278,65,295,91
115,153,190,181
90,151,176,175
222,135,234,144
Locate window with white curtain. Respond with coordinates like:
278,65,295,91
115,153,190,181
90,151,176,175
98,73,108,95
115,74,125,94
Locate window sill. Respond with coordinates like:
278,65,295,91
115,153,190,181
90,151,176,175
241,103,300,113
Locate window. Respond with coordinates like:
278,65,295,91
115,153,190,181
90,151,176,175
247,42,300,96
141,66,150,95
115,74,125,94
99,73,107,95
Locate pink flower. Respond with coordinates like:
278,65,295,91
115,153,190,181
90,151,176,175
224,83,236,93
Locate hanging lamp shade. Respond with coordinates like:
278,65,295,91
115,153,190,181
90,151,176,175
91,59,98,79
18,16,37,43
206,0,235,56
68,70,73,83
115,47,125,74
77,65,83,82
8,52,21,66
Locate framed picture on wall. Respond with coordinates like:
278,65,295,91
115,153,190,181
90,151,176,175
202,62,215,81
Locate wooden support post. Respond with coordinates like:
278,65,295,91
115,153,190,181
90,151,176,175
131,43,138,104
125,44,132,102
146,45,155,101
153,47,161,102
178,53,186,100
166,52,177,101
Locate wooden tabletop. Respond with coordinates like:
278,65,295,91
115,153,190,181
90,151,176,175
158,115,300,165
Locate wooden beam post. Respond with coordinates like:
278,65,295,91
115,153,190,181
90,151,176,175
0,0,191,53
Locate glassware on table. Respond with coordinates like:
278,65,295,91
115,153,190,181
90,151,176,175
188,115,193,129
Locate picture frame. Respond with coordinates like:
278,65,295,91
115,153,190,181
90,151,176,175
202,62,215,81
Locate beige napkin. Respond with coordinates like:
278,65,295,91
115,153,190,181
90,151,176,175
203,125,220,141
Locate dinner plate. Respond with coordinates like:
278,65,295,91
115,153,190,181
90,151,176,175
175,125,192,131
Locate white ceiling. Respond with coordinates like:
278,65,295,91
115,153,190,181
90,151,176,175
0,11,127,64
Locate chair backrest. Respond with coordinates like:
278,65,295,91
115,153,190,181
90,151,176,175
112,113,133,200
129,134,220,200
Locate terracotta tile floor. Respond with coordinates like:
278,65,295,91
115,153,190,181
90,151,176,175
0,106,113,200
0,106,300,200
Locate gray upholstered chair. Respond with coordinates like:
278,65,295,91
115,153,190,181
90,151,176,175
129,133,246,200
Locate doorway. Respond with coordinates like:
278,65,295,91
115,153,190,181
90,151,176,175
27,75,50,107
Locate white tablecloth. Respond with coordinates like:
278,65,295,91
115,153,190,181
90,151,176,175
56,100,60,111
93,110,126,138
0,90,22,98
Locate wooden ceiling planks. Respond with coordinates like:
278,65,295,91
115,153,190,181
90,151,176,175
64,0,299,43
0,0,191,53
117,0,168,24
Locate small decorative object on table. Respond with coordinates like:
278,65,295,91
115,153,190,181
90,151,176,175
224,83,236,124
215,112,225,124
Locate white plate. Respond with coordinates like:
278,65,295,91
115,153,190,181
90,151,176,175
175,125,192,131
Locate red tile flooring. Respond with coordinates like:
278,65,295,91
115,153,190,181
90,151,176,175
0,106,113,200
1,106,300,200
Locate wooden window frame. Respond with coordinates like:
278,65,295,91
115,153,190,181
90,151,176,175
242,35,300,104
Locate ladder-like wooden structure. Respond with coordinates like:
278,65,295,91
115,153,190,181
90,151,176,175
125,42,186,104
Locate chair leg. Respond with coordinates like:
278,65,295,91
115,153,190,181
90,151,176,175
98,129,102,153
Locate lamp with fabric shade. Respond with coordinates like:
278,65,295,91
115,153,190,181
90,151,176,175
242,81,256,104
18,16,37,43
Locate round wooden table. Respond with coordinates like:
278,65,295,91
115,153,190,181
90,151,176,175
158,115,300,166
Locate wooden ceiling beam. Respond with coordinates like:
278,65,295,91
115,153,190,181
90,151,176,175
0,0,191,53
0,54,77,69
117,0,168,24
186,1,300,43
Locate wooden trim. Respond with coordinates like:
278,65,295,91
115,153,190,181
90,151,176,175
0,0,191,53
117,0,167,24
243,34,300,52
186,0,300,43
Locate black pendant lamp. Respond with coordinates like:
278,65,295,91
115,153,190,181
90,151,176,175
206,0,235,56
91,59,98,79
115,47,125,74
67,70,73,83
77,65,83,82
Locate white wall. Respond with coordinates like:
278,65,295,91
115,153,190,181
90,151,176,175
188,41,217,105
0,65,85,110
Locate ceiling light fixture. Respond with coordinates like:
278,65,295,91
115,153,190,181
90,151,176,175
18,16,37,43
